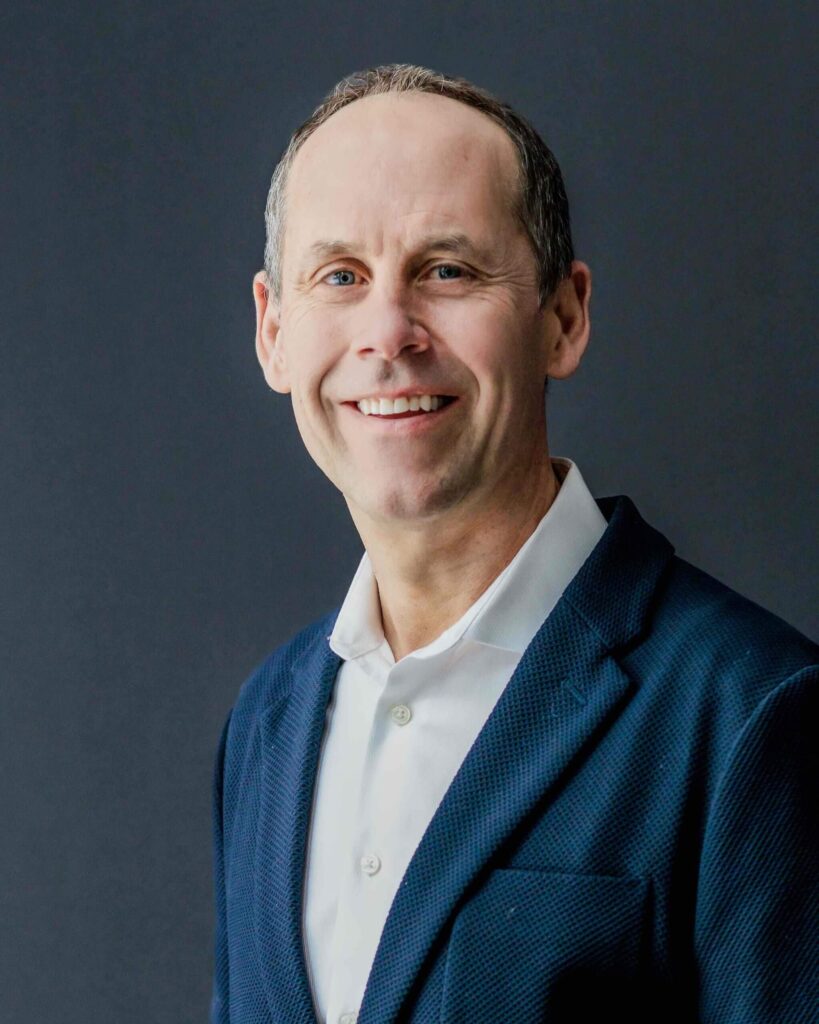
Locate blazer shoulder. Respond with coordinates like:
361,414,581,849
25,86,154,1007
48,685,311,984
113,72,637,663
633,553,818,715
660,554,816,650
226,606,339,731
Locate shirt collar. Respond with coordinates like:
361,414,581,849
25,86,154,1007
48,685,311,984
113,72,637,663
327,457,608,663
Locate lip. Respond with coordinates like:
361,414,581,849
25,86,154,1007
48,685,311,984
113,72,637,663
341,396,460,433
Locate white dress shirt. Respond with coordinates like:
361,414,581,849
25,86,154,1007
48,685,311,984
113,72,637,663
301,457,607,1024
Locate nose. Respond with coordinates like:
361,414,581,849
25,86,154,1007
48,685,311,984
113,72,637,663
352,281,430,362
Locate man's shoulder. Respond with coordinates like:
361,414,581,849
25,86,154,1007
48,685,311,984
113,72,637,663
586,491,816,702
655,553,816,655
226,607,339,727
631,551,818,715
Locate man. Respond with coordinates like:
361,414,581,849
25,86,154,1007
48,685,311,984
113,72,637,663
211,64,817,1024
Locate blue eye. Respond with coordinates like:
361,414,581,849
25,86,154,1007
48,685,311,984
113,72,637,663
433,264,464,280
326,269,357,286
322,263,470,287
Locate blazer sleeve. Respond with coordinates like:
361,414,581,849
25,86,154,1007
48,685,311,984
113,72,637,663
210,708,233,1024
694,663,818,1023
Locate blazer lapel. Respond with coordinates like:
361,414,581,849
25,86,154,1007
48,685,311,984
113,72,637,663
356,494,675,1024
254,621,342,1024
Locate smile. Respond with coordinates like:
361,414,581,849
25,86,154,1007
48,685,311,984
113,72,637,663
356,395,456,416
342,396,459,431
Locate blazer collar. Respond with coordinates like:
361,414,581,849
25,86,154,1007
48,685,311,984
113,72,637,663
253,494,674,1024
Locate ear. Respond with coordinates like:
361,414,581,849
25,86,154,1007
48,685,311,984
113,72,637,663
253,270,291,394
544,260,592,380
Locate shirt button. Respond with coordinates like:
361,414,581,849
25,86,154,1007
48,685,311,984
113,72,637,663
390,703,412,725
339,1013,357,1024
360,853,381,875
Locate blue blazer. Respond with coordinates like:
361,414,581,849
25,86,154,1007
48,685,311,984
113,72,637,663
210,494,818,1023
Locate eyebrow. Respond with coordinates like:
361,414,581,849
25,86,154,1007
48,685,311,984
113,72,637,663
300,232,494,272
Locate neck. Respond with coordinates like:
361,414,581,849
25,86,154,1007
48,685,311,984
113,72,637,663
351,454,563,662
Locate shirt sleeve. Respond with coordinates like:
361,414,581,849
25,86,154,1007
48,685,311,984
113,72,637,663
694,662,818,1023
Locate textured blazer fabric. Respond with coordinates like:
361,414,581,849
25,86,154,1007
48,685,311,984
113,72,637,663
210,495,818,1023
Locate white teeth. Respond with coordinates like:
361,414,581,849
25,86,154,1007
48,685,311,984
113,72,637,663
356,395,449,416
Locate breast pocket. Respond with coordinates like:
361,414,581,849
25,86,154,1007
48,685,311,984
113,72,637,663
440,867,649,1023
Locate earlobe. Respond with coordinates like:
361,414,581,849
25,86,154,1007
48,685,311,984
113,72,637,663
545,260,592,381
253,270,291,394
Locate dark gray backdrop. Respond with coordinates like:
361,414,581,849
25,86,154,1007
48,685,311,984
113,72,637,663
2,3,816,1021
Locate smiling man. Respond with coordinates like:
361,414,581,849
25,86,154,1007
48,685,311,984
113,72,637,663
211,65,817,1024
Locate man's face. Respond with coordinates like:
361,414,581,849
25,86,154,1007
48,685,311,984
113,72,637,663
255,92,576,529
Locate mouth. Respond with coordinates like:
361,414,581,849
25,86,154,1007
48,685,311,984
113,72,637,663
342,395,459,431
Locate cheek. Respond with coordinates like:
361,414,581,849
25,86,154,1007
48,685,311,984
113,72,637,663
444,303,526,385
292,381,332,443
287,347,353,462
286,328,338,408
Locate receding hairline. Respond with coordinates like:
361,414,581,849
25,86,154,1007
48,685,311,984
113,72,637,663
293,91,520,184
263,64,575,311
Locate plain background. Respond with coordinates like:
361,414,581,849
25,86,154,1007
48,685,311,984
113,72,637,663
1,3,816,1021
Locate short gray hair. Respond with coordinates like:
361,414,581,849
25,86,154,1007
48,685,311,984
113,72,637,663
263,63,574,311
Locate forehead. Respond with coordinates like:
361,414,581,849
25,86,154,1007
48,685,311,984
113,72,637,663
283,92,522,268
